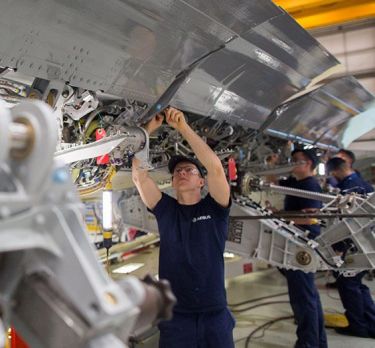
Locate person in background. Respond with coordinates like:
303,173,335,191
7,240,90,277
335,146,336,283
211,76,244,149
336,149,356,171
132,107,235,348
327,156,372,195
326,157,375,338
326,149,360,189
280,149,328,348
326,148,373,287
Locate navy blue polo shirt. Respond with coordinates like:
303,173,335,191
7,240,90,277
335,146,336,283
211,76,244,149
151,193,230,313
280,176,322,238
337,172,374,194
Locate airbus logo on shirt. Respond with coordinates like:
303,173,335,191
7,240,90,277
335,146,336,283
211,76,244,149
192,215,212,223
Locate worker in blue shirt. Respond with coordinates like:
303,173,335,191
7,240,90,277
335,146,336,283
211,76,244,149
327,156,373,194
132,107,234,348
326,157,375,338
336,149,357,172
325,149,369,287
280,149,328,348
326,149,361,189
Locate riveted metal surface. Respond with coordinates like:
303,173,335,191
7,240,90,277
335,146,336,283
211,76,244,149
0,0,239,103
0,0,373,149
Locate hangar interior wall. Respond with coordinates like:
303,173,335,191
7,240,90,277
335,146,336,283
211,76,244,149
314,23,375,95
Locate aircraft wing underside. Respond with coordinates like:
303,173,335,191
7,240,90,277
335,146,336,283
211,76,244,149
0,0,373,150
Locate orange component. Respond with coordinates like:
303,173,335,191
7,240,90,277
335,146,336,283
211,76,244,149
9,328,29,348
95,128,109,165
228,157,237,181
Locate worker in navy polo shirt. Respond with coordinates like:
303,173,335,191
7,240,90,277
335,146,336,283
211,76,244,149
325,148,370,288
326,157,375,338
326,149,361,189
132,107,234,348
336,149,357,173
331,153,374,193
280,148,327,348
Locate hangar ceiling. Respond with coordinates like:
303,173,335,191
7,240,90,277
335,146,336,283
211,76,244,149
274,0,375,30
273,1,375,94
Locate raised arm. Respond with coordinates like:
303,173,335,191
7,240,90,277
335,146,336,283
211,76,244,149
132,157,161,210
165,107,230,207
132,114,163,210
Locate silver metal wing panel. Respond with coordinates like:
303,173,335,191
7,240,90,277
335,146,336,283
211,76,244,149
0,0,240,103
182,0,282,34
1,0,372,149
172,11,341,129
267,77,375,148
0,1,339,124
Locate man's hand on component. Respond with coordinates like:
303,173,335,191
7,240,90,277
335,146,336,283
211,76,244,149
143,112,164,135
143,106,189,136
164,107,188,132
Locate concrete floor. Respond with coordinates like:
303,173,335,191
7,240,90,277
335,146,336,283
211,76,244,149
113,248,375,347
228,269,375,348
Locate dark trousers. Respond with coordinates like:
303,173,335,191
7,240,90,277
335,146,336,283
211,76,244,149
335,271,375,335
158,308,235,348
283,269,327,348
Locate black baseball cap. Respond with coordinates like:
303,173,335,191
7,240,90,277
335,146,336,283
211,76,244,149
168,155,205,177
291,148,319,169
